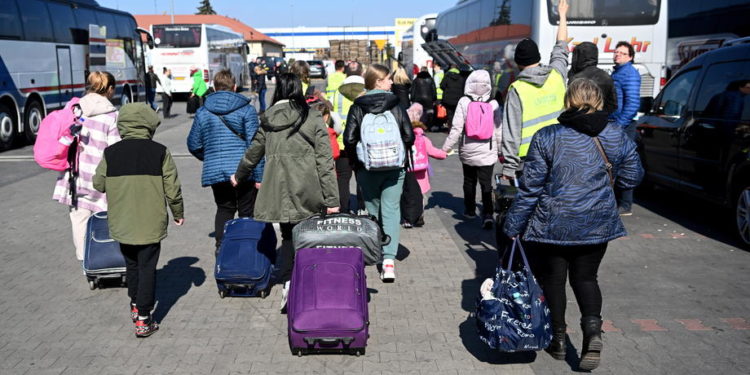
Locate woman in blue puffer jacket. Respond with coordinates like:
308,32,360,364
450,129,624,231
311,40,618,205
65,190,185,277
503,78,643,370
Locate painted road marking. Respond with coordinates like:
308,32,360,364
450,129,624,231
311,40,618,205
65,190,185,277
721,318,750,330
631,319,668,331
675,319,712,331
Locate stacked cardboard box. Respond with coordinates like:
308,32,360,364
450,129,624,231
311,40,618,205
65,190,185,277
329,39,372,62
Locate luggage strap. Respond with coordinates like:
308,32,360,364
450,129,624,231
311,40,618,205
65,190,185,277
592,137,614,187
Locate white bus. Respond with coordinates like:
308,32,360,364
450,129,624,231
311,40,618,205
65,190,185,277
400,14,437,78
0,0,152,150
150,24,248,94
429,0,668,102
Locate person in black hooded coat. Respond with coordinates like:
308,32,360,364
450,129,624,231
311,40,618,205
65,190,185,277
410,71,437,125
568,42,617,114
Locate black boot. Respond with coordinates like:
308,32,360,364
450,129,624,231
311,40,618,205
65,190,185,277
580,316,603,371
545,326,567,360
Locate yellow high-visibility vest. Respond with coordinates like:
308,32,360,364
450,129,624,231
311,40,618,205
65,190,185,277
325,72,346,101
332,90,353,149
434,71,444,100
509,69,565,157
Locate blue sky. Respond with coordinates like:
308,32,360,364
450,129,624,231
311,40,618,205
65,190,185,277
97,0,458,28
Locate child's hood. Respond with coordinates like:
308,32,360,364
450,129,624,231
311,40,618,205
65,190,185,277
413,127,425,137
79,93,116,117
117,103,161,139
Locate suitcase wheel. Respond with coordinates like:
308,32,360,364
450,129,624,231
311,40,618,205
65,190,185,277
260,290,267,298
88,279,97,290
291,348,302,357
355,348,365,357
218,289,227,299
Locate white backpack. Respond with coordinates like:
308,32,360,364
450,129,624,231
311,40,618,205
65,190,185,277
356,111,405,171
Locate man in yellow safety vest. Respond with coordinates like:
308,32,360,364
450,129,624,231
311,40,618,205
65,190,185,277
325,60,346,101
500,0,570,180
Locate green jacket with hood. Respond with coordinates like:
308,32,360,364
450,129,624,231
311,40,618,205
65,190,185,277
192,71,208,96
235,100,339,223
93,103,184,245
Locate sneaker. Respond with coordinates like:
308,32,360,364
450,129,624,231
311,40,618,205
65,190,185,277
130,303,138,323
482,215,493,230
135,316,159,338
619,208,633,216
464,210,478,220
356,209,369,216
381,260,395,282
402,221,413,229
280,281,290,312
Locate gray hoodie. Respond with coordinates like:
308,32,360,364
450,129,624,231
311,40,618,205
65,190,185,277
442,70,502,167
501,40,569,177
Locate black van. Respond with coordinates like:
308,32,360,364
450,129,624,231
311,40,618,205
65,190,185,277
637,44,750,244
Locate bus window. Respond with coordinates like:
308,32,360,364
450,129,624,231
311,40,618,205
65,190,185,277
72,7,98,44
95,11,119,39
17,0,55,42
547,0,661,26
0,0,22,40
153,25,202,48
47,2,77,44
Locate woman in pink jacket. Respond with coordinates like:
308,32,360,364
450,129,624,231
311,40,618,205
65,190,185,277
441,70,502,229
53,71,121,261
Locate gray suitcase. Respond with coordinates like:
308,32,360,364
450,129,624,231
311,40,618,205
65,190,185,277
292,213,387,266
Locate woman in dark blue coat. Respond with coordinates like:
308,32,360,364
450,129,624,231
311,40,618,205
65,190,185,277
503,78,643,370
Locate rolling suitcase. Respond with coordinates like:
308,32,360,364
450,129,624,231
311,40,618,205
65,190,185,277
494,175,519,256
82,211,126,290
292,213,387,266
288,247,368,356
214,217,277,298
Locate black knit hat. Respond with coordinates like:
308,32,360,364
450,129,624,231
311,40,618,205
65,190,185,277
514,39,541,67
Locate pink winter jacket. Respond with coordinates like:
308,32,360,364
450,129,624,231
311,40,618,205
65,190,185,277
441,70,502,167
413,127,447,194
53,93,120,212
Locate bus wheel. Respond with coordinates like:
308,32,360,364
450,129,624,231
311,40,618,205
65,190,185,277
0,103,17,151
120,88,132,107
24,100,44,145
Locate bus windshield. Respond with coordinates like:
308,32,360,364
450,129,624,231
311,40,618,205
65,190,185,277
153,25,201,48
547,0,661,26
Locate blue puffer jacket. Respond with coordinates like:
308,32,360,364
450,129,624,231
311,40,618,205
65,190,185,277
504,110,643,245
187,91,264,186
610,62,641,127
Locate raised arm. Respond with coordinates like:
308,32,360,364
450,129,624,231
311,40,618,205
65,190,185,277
557,0,569,42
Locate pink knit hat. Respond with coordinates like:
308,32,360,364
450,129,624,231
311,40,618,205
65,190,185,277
406,103,423,123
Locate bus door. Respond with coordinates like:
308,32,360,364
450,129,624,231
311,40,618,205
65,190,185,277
56,47,74,106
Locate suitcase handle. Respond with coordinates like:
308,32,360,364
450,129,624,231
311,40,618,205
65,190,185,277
304,337,354,347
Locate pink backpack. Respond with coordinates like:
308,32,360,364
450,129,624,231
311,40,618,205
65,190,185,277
33,98,81,171
464,98,494,140
411,133,429,172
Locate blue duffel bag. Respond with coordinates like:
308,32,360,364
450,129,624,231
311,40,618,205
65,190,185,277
476,239,552,352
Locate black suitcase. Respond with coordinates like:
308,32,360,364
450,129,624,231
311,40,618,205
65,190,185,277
494,175,518,255
400,171,424,226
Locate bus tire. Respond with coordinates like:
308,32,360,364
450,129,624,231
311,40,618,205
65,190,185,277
24,99,44,145
120,88,132,107
0,103,18,151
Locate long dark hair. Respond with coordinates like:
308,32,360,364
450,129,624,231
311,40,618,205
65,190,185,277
272,73,309,133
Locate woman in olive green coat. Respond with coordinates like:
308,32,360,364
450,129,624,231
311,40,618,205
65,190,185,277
232,73,339,309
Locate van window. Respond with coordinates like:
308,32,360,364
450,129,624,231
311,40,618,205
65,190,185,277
657,69,699,119
696,60,750,121
17,0,55,42
0,0,23,40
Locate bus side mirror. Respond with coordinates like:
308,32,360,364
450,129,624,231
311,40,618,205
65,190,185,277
640,97,654,113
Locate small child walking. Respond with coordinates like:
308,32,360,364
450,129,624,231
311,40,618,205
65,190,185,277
93,103,184,337
402,103,447,227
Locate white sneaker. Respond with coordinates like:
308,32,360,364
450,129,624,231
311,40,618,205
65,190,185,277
280,281,290,311
381,260,395,282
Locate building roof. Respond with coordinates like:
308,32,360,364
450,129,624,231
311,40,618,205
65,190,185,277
134,14,284,46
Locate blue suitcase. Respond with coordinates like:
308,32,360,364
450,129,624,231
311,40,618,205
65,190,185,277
214,218,277,298
82,211,126,290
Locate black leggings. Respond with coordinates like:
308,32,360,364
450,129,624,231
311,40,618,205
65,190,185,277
211,181,257,248
462,164,494,216
277,222,298,283
524,241,607,330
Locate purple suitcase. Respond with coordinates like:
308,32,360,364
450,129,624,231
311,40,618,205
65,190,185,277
287,247,368,356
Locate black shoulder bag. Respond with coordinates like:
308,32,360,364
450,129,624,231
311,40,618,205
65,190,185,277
216,114,245,141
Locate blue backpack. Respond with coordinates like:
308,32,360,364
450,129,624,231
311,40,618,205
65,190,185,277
356,111,405,171
476,239,552,352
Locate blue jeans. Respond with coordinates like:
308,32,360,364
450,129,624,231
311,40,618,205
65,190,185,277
356,168,405,260
146,89,157,110
258,88,267,112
